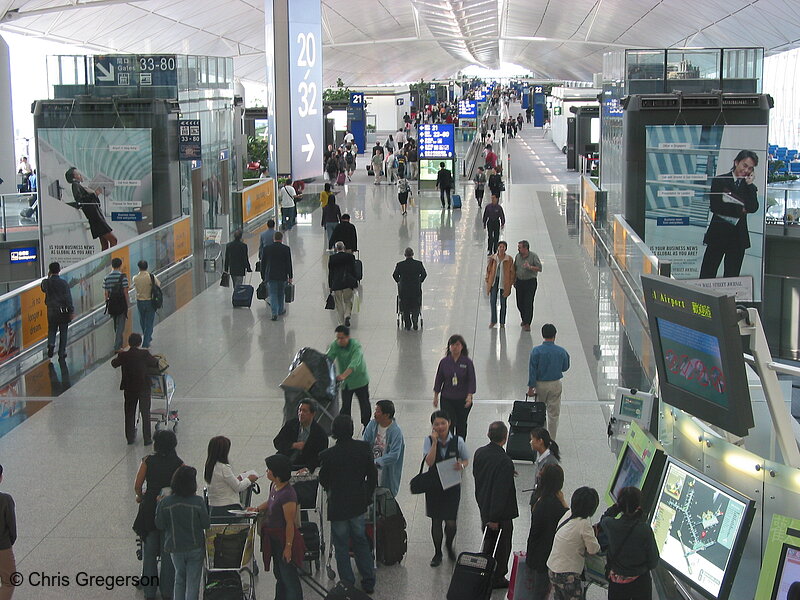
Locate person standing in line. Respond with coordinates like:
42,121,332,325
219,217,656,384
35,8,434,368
41,261,74,360
111,333,159,445
547,487,601,600
527,324,570,441
423,410,469,567
279,179,298,230
529,428,561,504
327,326,371,428
0,464,16,600
483,194,505,256
472,422,518,589
103,257,129,352
526,464,568,600
436,162,453,209
132,261,160,349
600,486,660,600
260,231,293,321
155,465,210,600
473,166,487,207
362,400,405,497
485,240,515,328
433,334,476,440
329,214,358,253
322,195,342,249
223,229,252,288
318,415,377,595
258,218,277,269
392,247,427,331
514,240,543,332
328,242,358,326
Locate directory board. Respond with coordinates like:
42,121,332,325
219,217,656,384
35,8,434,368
419,124,455,158
458,100,477,119
94,55,177,87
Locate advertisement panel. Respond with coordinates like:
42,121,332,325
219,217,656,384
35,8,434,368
172,218,191,262
644,125,767,301
20,287,46,348
242,179,276,223
37,128,153,267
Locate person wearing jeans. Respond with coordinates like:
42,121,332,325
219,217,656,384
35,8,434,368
133,260,159,348
260,232,293,321
485,242,515,328
331,516,375,590
482,195,505,256
42,261,74,359
155,465,209,600
327,326,371,428
103,257,129,351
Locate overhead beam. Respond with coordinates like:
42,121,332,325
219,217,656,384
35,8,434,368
323,34,653,50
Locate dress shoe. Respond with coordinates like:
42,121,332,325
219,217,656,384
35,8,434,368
345,317,351,327
446,543,456,561
430,553,443,567
523,324,531,332
413,323,419,330
144,439,153,446
404,326,411,331
492,578,510,589
271,315,277,321
47,345,54,358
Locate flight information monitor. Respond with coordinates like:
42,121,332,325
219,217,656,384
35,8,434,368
605,420,666,509
610,445,646,502
755,514,800,600
649,457,755,600
458,100,477,119
418,124,455,158
641,274,754,436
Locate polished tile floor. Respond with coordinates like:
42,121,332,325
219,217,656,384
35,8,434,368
0,113,614,599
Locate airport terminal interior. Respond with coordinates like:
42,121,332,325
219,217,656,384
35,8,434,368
0,1,800,600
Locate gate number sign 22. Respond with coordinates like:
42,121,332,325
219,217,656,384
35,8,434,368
296,32,317,118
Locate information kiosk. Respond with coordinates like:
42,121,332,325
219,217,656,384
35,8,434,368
418,123,455,191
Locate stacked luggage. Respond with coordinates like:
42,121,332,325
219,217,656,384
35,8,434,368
505,394,546,461
281,347,340,435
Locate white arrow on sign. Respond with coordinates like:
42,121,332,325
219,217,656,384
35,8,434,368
301,133,315,162
96,62,115,82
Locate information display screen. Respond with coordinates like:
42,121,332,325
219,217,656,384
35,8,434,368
610,446,646,502
650,458,755,600
458,100,477,119
771,544,800,599
419,124,455,158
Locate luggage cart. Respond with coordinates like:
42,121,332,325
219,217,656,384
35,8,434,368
204,517,258,600
291,471,325,572
395,292,423,329
149,373,178,432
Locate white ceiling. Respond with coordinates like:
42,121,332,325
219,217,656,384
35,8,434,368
1,0,799,85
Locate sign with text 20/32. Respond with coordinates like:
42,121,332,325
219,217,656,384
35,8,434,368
419,124,455,158
288,0,323,181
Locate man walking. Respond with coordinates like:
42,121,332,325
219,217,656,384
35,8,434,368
482,195,505,256
473,422,518,589
111,333,159,445
103,257,129,351
0,464,16,600
436,162,453,209
527,324,570,440
41,262,74,359
319,415,377,595
392,247,426,330
328,241,358,326
330,214,358,253
279,179,298,230
260,231,293,321
258,218,277,267
132,260,160,349
223,229,252,288
362,400,405,497
514,241,542,332
473,166,487,208
327,326,370,429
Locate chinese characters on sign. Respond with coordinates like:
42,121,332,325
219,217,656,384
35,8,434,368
178,119,201,161
419,124,455,158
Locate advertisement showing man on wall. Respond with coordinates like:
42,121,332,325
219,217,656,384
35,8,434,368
36,128,154,266
643,124,767,301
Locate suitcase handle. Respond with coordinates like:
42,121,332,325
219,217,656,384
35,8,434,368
524,392,537,401
480,524,503,558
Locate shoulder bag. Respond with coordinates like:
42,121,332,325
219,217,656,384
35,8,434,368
410,458,441,495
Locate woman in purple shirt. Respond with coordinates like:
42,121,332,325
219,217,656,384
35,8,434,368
433,334,477,440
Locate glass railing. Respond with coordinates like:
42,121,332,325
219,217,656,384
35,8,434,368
766,183,800,226
0,193,39,237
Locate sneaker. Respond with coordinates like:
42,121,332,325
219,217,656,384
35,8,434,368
271,315,277,321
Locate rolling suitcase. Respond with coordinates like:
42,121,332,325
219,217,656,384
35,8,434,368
299,571,373,600
374,487,407,565
336,171,346,185
232,284,254,307
506,393,546,461
300,521,321,565
446,529,501,600
452,194,462,208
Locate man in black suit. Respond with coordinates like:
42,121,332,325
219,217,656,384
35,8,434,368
273,399,329,471
436,161,453,209
319,415,377,594
328,241,358,326
223,229,252,288
111,333,159,445
260,231,293,321
473,421,518,589
392,247,427,330
330,213,358,253
699,150,760,279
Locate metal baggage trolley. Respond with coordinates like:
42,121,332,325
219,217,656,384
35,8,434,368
291,470,326,572
204,515,258,600
149,373,178,432
395,291,423,329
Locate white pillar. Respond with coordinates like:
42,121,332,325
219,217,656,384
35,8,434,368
0,36,16,194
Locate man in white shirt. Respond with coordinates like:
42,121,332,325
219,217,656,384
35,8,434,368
280,179,298,230
343,131,354,145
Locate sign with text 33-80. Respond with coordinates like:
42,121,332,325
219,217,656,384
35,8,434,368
178,120,201,161
288,0,323,181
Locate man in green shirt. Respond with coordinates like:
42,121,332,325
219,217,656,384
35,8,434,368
327,325,371,428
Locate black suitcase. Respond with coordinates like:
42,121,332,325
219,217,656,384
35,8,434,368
284,282,295,303
446,530,500,600
373,487,407,565
354,259,363,281
506,425,537,461
232,284,254,307
510,394,546,428
299,570,373,600
300,521,321,563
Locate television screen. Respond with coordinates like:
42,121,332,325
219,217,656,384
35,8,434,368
610,445,646,502
771,544,800,599
619,393,645,420
650,458,755,600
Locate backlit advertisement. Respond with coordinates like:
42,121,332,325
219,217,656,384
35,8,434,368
644,125,767,301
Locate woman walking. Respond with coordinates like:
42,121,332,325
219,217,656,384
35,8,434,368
433,334,476,440
322,194,341,249
485,241,515,328
423,410,469,567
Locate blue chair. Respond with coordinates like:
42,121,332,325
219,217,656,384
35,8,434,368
788,150,798,161
789,162,800,175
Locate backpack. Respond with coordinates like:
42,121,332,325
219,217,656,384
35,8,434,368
105,273,128,316
150,273,163,310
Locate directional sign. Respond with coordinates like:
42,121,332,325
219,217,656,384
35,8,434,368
288,0,323,181
178,119,201,161
396,98,404,106
418,124,455,158
94,55,176,87
350,92,364,106
475,89,487,102
458,100,477,119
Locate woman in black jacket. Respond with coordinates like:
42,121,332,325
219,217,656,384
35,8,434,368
526,463,568,599
600,486,659,600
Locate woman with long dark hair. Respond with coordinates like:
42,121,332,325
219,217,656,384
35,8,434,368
204,436,259,516
600,486,659,600
527,464,568,599
529,427,561,502
433,334,476,440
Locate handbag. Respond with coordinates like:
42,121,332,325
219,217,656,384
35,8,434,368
325,293,335,310
220,272,230,288
213,525,249,568
150,273,164,310
256,281,267,300
409,459,441,495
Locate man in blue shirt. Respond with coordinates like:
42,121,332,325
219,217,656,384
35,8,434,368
527,323,570,440
362,400,405,497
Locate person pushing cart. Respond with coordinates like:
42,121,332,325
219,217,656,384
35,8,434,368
392,247,427,331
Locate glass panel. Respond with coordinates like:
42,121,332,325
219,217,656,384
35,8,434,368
626,50,665,81
208,56,217,85
666,49,719,80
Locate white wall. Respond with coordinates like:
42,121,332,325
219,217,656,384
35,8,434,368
365,95,398,132
764,48,800,150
